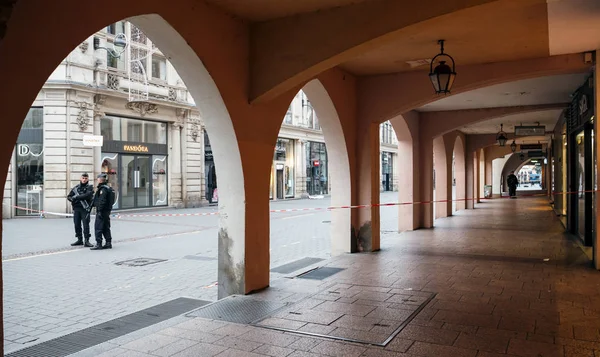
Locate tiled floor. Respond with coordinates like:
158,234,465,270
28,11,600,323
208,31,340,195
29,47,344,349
71,197,600,356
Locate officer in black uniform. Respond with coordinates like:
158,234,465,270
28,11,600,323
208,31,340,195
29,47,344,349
67,173,94,247
90,173,113,250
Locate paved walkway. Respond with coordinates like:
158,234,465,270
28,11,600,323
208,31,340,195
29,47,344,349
54,196,600,357
3,194,405,353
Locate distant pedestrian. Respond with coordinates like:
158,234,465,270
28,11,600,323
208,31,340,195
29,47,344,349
67,173,94,247
90,173,115,250
507,171,519,199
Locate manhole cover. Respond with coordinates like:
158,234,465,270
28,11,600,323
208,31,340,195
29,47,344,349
115,258,167,267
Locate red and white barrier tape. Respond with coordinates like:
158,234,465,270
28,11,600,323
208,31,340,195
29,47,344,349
9,189,593,219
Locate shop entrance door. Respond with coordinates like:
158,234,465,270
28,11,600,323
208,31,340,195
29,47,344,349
276,168,284,199
121,155,151,209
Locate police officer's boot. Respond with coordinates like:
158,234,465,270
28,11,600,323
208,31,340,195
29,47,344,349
90,242,104,250
103,241,112,249
70,238,83,246
83,237,93,248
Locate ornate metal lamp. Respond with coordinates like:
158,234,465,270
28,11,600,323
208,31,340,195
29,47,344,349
496,124,508,147
93,33,128,58
510,140,517,153
429,40,457,94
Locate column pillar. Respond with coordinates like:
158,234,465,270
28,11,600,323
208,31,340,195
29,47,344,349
593,49,600,269
466,150,475,209
433,136,449,219
475,149,481,204
92,113,102,178
419,135,434,227
356,122,380,251
170,118,183,207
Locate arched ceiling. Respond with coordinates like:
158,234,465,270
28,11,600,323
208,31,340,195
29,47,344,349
204,0,372,21
418,73,589,112
339,0,550,75
459,110,564,135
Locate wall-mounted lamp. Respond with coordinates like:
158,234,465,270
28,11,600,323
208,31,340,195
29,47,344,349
510,140,517,153
429,40,457,95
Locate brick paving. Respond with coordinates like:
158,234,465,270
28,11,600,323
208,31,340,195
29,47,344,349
3,194,402,353
61,196,600,357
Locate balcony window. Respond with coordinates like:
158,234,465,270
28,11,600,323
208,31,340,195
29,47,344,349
107,49,125,71
151,55,167,80
106,21,125,35
130,48,148,77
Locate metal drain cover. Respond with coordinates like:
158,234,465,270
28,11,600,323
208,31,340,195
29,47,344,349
187,295,288,324
115,258,167,267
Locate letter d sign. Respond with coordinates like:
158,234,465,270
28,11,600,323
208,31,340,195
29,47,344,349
18,144,30,156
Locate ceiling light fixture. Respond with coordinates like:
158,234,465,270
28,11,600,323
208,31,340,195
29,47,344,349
496,124,508,147
429,40,457,95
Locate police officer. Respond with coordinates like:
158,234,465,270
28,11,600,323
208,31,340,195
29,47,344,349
67,173,94,247
90,173,113,250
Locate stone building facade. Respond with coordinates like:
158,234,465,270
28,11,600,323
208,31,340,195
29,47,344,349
3,21,399,218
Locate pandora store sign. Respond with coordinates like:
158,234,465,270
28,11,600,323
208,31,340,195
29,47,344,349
102,140,167,155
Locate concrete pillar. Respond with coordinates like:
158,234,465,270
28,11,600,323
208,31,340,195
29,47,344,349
454,137,466,212
485,152,493,186
93,114,102,178
419,135,434,228
478,149,485,200
594,49,600,270
433,136,449,219
475,150,482,203
466,150,475,209
170,122,183,206
356,122,380,251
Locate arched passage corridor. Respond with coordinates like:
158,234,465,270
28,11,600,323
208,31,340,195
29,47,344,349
2,0,600,355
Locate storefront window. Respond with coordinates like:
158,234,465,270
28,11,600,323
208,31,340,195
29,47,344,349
101,153,119,209
381,151,393,191
114,117,167,144
16,108,44,216
152,155,168,205
272,138,295,198
306,141,328,196
101,116,121,141
576,131,585,239
16,143,44,216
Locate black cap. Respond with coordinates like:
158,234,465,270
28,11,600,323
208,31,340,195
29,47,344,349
81,173,89,177
97,173,108,180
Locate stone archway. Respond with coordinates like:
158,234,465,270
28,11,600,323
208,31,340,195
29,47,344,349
301,79,352,255
0,7,252,298
390,113,418,231
130,15,247,298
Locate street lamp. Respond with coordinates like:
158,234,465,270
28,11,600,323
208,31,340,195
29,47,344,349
93,33,128,58
429,40,457,95
510,140,517,153
496,124,508,147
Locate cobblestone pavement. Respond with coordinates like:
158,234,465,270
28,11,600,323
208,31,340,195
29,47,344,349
59,196,600,357
2,193,401,353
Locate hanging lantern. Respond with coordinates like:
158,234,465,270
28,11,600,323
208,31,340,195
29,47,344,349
496,124,508,147
429,40,457,95
510,140,517,153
